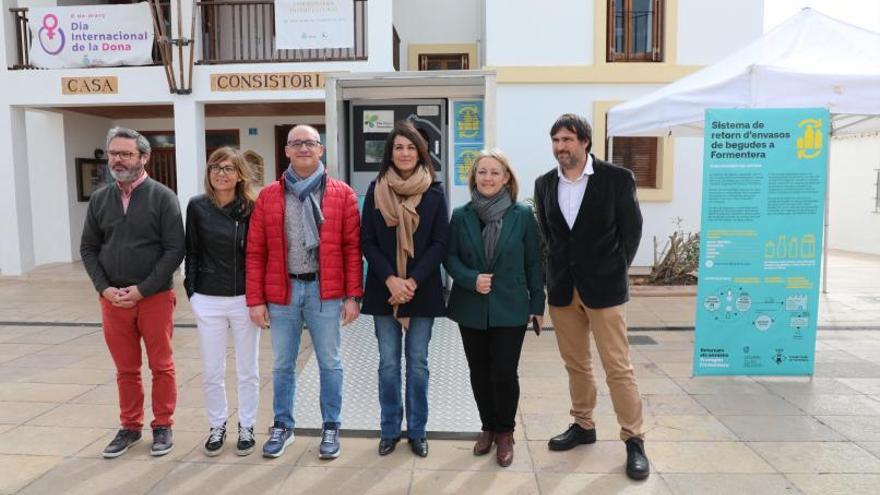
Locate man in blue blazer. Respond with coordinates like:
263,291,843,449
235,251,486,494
533,113,649,480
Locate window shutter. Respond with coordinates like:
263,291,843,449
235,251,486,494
607,0,664,62
612,137,658,189
607,0,617,62
652,0,663,62
418,53,469,71
148,149,178,193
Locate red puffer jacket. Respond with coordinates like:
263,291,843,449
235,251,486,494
245,175,363,306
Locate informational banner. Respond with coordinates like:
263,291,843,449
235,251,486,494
29,3,154,69
452,100,484,185
693,108,828,376
275,0,354,50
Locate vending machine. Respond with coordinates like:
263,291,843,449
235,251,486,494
347,99,447,199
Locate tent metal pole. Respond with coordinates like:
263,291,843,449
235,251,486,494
832,115,876,134
821,130,831,294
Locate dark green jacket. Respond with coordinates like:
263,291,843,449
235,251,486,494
445,202,545,329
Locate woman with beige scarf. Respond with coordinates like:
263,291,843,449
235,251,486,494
360,122,449,458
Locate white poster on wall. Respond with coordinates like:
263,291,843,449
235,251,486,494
275,0,354,50
29,3,154,69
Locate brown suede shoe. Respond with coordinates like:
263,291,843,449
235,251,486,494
473,431,495,456
495,431,514,467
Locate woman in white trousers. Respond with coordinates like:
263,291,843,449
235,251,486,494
185,147,261,456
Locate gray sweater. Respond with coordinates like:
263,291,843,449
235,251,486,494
80,177,185,297
285,189,319,274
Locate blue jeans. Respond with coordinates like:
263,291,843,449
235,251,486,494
374,315,433,439
268,279,343,428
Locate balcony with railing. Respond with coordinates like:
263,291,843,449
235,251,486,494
8,0,368,70
198,0,368,64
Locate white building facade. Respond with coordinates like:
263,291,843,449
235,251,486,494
1,0,393,275
1,0,773,275
384,0,766,266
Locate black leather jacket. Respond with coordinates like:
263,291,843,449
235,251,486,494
184,194,250,298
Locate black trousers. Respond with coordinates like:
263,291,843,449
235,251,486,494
459,325,527,433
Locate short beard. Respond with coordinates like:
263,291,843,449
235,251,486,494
556,153,581,170
110,166,144,183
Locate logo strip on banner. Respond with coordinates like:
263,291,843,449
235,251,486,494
29,3,154,69
693,108,829,376
452,100,484,186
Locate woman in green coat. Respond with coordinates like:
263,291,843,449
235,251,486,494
445,148,545,467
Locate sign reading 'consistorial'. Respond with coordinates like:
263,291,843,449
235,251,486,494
29,3,154,69
210,72,325,92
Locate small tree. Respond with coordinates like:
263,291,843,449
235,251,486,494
648,217,699,285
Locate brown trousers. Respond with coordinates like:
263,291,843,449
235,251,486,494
549,289,643,441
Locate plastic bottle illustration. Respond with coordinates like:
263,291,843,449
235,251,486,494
801,234,816,258
777,234,787,259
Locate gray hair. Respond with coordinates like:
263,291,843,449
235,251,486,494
106,127,151,155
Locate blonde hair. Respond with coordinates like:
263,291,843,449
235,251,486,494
468,148,519,200
204,146,256,214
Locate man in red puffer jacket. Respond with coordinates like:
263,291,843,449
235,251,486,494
246,124,363,461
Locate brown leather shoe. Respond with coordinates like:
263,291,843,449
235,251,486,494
495,431,514,467
473,431,495,456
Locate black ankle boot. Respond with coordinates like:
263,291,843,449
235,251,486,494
625,437,650,480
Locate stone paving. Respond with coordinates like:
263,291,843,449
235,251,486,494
0,249,878,494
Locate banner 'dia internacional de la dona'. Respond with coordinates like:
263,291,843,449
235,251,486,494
693,108,828,376
29,3,155,69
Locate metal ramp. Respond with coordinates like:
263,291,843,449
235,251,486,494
293,316,481,438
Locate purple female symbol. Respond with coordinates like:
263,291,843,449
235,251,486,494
38,13,65,55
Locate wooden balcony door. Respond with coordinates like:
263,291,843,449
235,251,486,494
141,129,240,193
147,149,178,192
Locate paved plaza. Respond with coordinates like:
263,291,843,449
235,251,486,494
0,250,879,494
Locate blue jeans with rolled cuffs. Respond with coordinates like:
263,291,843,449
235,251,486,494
374,315,433,440
268,279,343,428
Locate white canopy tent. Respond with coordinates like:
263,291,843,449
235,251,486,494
607,8,880,138
607,8,880,293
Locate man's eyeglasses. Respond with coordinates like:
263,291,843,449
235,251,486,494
286,140,321,149
108,151,140,160
208,165,237,175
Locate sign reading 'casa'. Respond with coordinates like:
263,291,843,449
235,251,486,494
62,76,118,94
211,72,324,92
